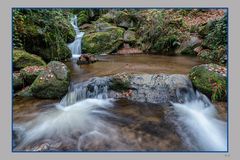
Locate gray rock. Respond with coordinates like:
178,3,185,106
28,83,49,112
61,73,193,105
114,74,192,105
176,36,202,55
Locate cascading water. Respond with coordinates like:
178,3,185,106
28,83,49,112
13,78,227,151
68,15,85,59
171,88,227,151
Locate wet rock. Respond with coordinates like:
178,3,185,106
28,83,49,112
13,72,24,91
77,54,98,65
109,73,193,105
61,73,196,105
189,64,227,101
30,61,70,99
13,50,46,70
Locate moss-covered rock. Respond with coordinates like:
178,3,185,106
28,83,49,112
20,66,45,85
30,61,70,99
13,72,24,91
13,9,75,62
82,25,124,54
189,64,227,101
109,73,131,92
13,50,46,70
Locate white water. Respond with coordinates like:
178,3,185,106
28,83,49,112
16,98,120,150
172,91,227,151
14,79,227,151
68,15,85,59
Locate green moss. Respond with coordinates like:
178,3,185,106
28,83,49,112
20,66,45,85
82,27,124,54
153,34,179,53
13,50,46,70
109,78,130,92
13,9,75,62
199,46,227,65
180,46,195,56
77,11,89,27
30,70,69,99
202,15,227,50
189,64,227,101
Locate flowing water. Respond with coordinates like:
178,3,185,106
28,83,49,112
13,54,227,151
68,15,85,59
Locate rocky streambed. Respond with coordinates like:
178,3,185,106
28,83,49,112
13,54,227,152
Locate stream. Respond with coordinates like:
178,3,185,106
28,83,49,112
12,15,227,152
13,54,227,151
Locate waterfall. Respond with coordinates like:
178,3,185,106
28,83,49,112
171,88,227,151
59,77,110,107
68,15,85,59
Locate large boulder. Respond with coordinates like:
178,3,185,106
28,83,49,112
13,9,75,62
20,66,46,85
13,50,46,70
60,73,193,106
82,24,124,54
30,61,70,99
13,72,24,91
189,64,227,101
109,73,193,105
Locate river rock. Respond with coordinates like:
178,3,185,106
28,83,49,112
109,73,193,105
189,64,227,101
13,72,24,91
82,24,124,55
77,54,98,65
20,66,46,85
13,50,46,70
60,73,193,106
30,61,70,99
